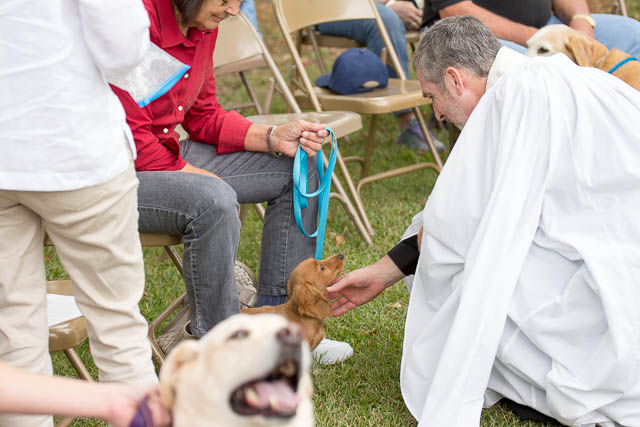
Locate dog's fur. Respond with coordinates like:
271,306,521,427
242,254,344,350
526,24,640,91
159,313,314,427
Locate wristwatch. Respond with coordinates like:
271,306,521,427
571,14,596,29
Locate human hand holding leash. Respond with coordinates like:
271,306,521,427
270,121,328,157
327,255,405,316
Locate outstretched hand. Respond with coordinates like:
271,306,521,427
327,256,406,316
272,120,329,157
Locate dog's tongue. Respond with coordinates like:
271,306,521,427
245,379,300,412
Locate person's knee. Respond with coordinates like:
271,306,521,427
190,182,241,234
376,3,407,39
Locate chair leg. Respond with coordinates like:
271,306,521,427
334,149,375,237
240,71,263,115
322,151,373,243
64,348,94,382
413,107,443,170
148,292,188,365
362,115,378,179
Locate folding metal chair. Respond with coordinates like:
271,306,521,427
587,0,628,15
214,13,372,243
271,0,443,235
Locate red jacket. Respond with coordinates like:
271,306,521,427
112,0,251,171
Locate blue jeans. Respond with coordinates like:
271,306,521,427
136,140,318,337
316,3,410,79
500,13,640,58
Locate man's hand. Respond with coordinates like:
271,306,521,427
389,1,423,30
271,120,328,157
327,255,405,316
179,162,219,179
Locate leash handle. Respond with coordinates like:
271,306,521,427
293,127,338,260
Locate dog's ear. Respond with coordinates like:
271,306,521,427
292,281,331,319
159,339,200,409
566,35,608,66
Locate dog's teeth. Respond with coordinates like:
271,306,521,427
269,396,281,411
245,388,260,406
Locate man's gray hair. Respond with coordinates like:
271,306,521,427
413,16,501,88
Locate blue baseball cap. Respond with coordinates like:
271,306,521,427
315,48,389,95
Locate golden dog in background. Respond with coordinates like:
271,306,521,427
243,254,344,350
526,24,640,91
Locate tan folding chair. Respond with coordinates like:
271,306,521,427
214,13,372,243
587,0,628,16
272,0,443,235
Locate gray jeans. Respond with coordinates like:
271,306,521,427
137,139,318,337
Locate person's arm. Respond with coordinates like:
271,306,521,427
78,0,150,77
552,0,594,38
438,1,538,46
0,362,170,427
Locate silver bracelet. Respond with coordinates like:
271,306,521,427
266,126,281,157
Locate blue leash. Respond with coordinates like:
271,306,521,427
293,127,338,260
608,56,637,74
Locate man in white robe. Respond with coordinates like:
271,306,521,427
327,16,640,427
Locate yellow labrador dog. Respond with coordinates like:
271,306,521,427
526,24,640,91
160,313,314,427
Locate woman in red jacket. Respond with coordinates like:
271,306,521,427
112,0,353,362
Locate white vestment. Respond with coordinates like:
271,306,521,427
400,48,640,427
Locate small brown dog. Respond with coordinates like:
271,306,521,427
526,24,640,91
243,254,344,350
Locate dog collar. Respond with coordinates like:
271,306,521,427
608,57,638,74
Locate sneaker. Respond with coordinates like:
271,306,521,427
235,260,258,309
394,119,446,153
312,338,354,365
157,306,194,356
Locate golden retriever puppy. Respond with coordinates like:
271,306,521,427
526,24,640,91
242,254,344,350
159,313,314,427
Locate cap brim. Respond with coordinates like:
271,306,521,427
315,73,331,87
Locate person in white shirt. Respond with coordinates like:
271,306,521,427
327,16,640,427
0,1,157,425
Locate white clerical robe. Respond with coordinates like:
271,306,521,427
400,48,640,427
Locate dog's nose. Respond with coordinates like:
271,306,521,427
338,253,344,260
277,323,303,345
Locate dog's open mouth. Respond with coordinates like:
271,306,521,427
230,352,302,418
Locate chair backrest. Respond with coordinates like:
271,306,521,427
272,0,407,112
215,13,303,113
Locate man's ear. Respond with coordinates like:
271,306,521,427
444,66,465,95
159,339,200,409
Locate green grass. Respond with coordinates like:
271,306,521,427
48,2,640,425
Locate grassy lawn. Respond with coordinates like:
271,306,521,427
48,2,640,425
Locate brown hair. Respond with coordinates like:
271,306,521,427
171,0,205,27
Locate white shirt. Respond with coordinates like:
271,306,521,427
0,0,150,191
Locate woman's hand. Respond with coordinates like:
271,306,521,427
271,121,328,157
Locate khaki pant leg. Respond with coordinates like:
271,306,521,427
27,165,156,384
0,192,53,427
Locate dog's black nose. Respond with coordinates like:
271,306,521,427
338,253,344,260
277,324,302,345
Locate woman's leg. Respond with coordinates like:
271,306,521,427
137,169,241,337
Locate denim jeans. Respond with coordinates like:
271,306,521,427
239,0,262,38
500,13,640,58
137,140,318,337
317,3,410,79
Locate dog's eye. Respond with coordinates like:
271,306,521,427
538,46,550,55
228,329,249,340
319,264,325,271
